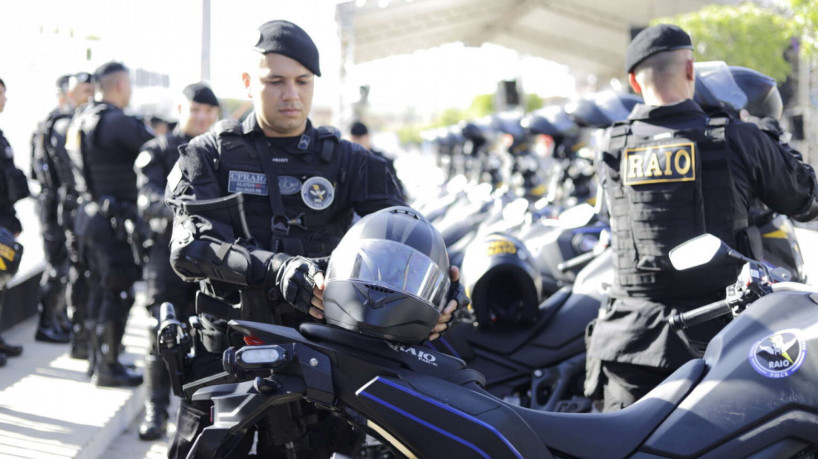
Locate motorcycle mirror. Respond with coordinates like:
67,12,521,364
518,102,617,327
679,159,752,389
446,175,468,194
559,203,595,229
669,233,726,270
502,198,529,226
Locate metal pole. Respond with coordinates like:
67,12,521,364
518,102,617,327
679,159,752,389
201,0,211,82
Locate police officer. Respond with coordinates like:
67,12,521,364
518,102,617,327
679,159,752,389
48,72,100,360
165,20,463,458
66,62,154,386
349,120,407,199
585,24,818,412
31,73,94,343
135,83,220,441
0,77,30,364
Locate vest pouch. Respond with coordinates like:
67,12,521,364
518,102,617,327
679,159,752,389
4,167,30,203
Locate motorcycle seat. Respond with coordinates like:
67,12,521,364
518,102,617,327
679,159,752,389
514,358,706,458
299,323,469,377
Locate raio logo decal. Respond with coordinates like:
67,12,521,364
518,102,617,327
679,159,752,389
386,342,438,366
749,329,807,379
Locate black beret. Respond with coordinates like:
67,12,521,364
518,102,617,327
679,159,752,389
625,24,693,73
350,121,368,137
56,74,72,93
94,61,128,79
254,20,320,77
182,82,219,107
73,72,95,84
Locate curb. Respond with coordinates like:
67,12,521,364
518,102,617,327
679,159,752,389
0,298,150,459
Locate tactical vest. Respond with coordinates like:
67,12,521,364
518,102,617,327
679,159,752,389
213,120,352,258
31,110,72,192
141,132,188,245
67,103,138,202
605,115,747,299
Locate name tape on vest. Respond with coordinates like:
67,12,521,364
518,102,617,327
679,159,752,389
228,171,268,196
623,142,696,186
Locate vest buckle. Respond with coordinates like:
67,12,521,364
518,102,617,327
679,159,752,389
271,215,291,235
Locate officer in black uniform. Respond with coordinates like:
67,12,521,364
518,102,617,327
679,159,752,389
135,82,220,441
0,77,30,364
349,120,407,199
165,20,463,458
47,72,100,359
66,62,154,387
31,73,95,343
585,24,818,412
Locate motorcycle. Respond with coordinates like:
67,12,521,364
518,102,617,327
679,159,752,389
178,232,818,458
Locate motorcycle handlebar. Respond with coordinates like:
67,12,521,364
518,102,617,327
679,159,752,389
668,299,732,331
557,250,597,273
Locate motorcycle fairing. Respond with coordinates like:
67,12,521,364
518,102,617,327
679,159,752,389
642,291,818,456
356,374,552,458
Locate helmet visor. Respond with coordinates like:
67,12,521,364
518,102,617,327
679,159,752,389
328,239,451,310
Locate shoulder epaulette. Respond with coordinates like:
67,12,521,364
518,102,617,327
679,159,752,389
214,119,243,137
316,126,340,162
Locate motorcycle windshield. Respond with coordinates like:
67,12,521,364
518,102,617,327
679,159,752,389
694,61,748,113
328,239,451,309
594,91,637,124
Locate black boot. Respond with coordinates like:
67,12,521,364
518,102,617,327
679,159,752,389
70,322,91,360
0,353,6,367
35,325,71,343
0,336,22,357
138,355,170,440
35,273,71,343
92,323,142,387
139,401,169,440
35,306,71,343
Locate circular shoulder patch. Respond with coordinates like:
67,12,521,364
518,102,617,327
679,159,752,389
749,328,807,379
301,176,334,211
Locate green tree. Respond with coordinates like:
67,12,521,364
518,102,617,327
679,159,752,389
464,94,493,118
789,0,818,58
656,4,792,82
435,108,467,126
526,94,544,113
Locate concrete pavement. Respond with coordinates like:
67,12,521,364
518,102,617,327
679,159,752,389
0,287,156,459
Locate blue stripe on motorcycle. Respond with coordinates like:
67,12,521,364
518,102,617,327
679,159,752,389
358,390,492,459
572,226,605,234
438,337,461,359
360,377,523,459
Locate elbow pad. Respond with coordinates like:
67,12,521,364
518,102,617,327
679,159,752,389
793,198,818,223
169,226,271,286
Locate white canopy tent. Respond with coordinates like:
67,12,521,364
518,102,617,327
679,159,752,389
336,0,735,82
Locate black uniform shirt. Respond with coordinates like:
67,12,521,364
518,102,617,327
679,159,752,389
0,129,22,234
137,126,190,240
167,114,405,255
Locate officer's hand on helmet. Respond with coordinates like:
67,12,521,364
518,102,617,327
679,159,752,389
276,256,327,320
428,266,469,341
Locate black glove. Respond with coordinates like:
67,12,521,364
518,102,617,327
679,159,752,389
274,256,328,315
439,280,470,337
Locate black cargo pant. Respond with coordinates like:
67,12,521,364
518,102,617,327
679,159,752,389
78,208,141,371
143,242,197,416
36,192,69,328
585,295,726,412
